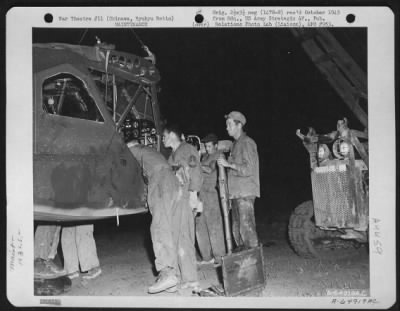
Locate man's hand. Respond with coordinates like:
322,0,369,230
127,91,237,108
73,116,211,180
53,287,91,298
201,165,212,174
217,156,230,168
189,191,202,215
296,129,305,140
193,200,203,216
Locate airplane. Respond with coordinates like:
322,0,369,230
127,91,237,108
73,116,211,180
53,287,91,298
33,39,162,222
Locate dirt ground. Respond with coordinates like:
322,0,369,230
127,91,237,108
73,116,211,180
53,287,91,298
60,215,369,297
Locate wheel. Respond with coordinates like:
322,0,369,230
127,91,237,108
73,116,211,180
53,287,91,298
288,200,344,258
288,201,320,258
289,201,367,259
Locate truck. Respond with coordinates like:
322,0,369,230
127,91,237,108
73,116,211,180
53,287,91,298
287,29,369,258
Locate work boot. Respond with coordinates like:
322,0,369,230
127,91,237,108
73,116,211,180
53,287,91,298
45,259,66,275
148,268,178,294
165,285,178,293
197,258,214,266
213,257,222,267
180,281,200,290
34,258,66,279
82,267,102,280
66,271,80,279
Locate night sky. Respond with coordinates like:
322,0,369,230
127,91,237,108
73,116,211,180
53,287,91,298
33,27,367,222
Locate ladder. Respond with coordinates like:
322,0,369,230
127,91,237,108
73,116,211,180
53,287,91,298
291,29,368,129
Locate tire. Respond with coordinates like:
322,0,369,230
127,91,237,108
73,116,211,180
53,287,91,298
288,201,366,259
288,200,338,258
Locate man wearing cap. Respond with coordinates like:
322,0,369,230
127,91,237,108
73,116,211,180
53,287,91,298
162,124,203,291
196,134,226,265
217,111,260,249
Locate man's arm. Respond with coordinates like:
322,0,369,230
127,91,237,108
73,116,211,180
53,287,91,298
201,165,213,174
201,157,218,175
220,140,257,177
187,147,203,192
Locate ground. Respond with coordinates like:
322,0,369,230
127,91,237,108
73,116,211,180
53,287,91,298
58,214,369,297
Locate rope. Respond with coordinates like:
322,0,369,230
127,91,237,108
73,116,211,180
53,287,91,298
129,28,156,64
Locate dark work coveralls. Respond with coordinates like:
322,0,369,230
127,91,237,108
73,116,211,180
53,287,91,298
196,150,226,261
168,142,203,283
128,144,180,274
227,133,260,248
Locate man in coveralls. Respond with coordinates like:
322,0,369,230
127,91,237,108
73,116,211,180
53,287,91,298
217,111,260,249
196,133,226,265
162,124,203,290
127,140,181,293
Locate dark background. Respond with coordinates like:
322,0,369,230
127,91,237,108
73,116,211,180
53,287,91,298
33,27,367,223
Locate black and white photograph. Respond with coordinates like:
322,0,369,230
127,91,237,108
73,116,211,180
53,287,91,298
6,7,396,308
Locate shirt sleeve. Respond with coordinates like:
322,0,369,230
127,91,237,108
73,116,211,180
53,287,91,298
231,140,258,177
128,146,140,162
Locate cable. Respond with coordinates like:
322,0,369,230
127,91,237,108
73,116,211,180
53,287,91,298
129,28,145,48
129,28,156,64
78,28,88,45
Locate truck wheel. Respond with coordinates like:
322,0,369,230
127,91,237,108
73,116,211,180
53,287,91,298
288,200,336,258
289,201,366,259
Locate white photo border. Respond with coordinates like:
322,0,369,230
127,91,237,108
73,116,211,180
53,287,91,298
6,6,396,309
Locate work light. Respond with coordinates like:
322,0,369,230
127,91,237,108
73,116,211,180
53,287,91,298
318,145,325,159
339,141,350,156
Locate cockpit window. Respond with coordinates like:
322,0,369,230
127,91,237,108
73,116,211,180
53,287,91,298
42,73,104,122
88,68,154,124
